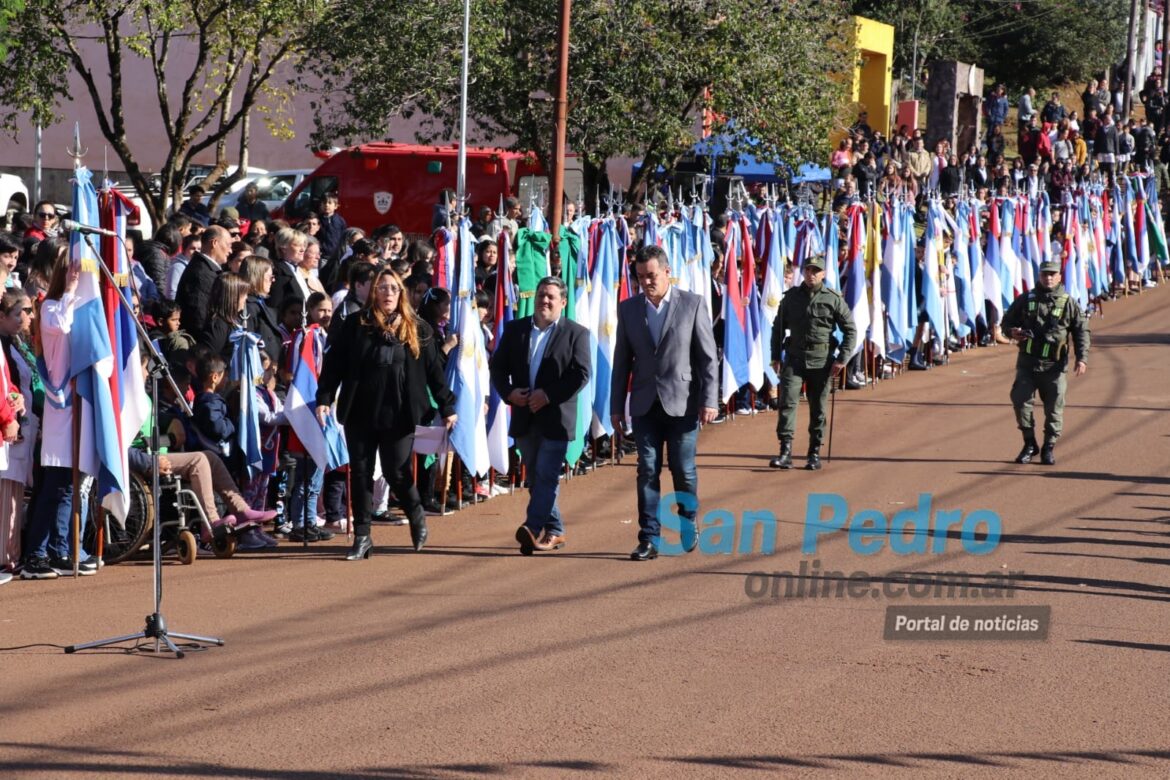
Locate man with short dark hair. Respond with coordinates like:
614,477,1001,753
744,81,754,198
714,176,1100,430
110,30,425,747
1002,260,1089,465
490,276,591,554
177,224,230,333
769,255,855,471
986,84,1009,132
610,245,719,561
236,182,270,223
168,232,202,300
178,185,211,227
1041,92,1066,125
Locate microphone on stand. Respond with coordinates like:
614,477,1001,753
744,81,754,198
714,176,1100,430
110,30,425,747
60,218,119,238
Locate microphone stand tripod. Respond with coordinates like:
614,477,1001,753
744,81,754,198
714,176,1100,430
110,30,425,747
65,234,222,658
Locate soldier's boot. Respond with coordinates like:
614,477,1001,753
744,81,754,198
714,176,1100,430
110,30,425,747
1040,437,1056,466
805,446,822,471
1015,431,1040,464
769,440,794,470
908,348,928,371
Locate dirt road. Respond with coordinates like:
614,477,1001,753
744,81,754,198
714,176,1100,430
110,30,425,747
2,289,1168,779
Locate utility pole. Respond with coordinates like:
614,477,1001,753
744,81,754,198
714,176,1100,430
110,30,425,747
547,0,572,265
1162,1,1170,88
1124,0,1141,116
455,0,471,233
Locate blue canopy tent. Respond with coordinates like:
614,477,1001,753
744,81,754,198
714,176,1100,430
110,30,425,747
631,133,831,186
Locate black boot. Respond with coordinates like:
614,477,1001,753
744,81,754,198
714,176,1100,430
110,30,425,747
409,507,428,551
1040,439,1056,465
805,446,822,470
345,535,373,561
1015,432,1040,464
769,440,793,469
908,348,928,371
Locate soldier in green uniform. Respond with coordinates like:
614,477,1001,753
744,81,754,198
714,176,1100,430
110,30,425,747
1001,259,1090,465
768,256,856,471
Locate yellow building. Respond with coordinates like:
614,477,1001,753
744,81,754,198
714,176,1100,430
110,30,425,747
832,15,895,148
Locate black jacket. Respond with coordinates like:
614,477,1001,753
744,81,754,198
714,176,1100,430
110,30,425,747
245,294,282,365
1095,124,1119,156
489,317,591,441
939,165,962,197
196,316,239,363
136,240,171,292
328,293,364,340
176,253,222,334
316,313,456,428
268,260,305,322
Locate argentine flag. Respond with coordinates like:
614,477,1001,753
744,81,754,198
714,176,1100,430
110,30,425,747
69,168,127,523
445,218,491,476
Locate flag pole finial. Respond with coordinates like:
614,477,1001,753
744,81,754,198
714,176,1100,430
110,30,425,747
67,122,87,170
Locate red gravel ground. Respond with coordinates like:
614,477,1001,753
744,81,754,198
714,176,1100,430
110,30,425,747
1,288,1168,779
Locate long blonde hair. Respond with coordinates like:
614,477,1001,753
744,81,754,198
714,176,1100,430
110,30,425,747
365,267,420,358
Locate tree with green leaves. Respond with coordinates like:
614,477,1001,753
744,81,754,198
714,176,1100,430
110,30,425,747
852,0,1128,93
305,0,853,202
959,0,1127,91
0,0,23,60
0,0,329,225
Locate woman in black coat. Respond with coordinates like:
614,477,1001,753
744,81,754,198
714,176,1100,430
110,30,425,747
316,268,457,560
239,256,283,365
196,272,251,363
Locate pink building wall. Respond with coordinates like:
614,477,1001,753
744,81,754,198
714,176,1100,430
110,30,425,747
0,37,634,206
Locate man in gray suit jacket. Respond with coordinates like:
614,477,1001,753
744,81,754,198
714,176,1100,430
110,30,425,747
610,245,719,561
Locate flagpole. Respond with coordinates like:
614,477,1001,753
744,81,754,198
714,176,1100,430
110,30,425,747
548,0,573,264
71,378,80,577
455,0,471,233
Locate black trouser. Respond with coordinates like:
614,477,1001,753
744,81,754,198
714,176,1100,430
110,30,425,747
322,469,347,523
347,424,420,537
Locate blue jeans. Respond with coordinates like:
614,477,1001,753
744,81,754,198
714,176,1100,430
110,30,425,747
289,453,323,530
632,402,699,545
516,431,568,537
26,466,88,560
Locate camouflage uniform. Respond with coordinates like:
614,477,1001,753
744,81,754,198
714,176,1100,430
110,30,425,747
771,279,856,462
1001,282,1090,451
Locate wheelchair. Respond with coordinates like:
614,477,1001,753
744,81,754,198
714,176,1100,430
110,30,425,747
84,469,238,565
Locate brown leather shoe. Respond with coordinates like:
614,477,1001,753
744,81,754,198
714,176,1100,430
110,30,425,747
534,530,566,551
515,525,538,556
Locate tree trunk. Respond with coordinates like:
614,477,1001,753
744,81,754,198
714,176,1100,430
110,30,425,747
627,146,661,204
581,157,611,215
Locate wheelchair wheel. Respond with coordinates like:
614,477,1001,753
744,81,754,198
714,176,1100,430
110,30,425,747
84,472,154,564
176,529,197,565
212,532,237,558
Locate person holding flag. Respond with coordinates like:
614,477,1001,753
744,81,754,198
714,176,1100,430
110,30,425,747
316,268,456,561
768,255,855,471
23,245,95,578
489,276,591,555
1001,259,1090,466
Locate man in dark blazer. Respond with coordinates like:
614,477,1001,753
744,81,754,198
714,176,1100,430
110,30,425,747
610,245,719,561
176,224,229,334
489,276,591,555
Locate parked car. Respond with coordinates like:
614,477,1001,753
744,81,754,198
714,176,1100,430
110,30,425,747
215,170,312,215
